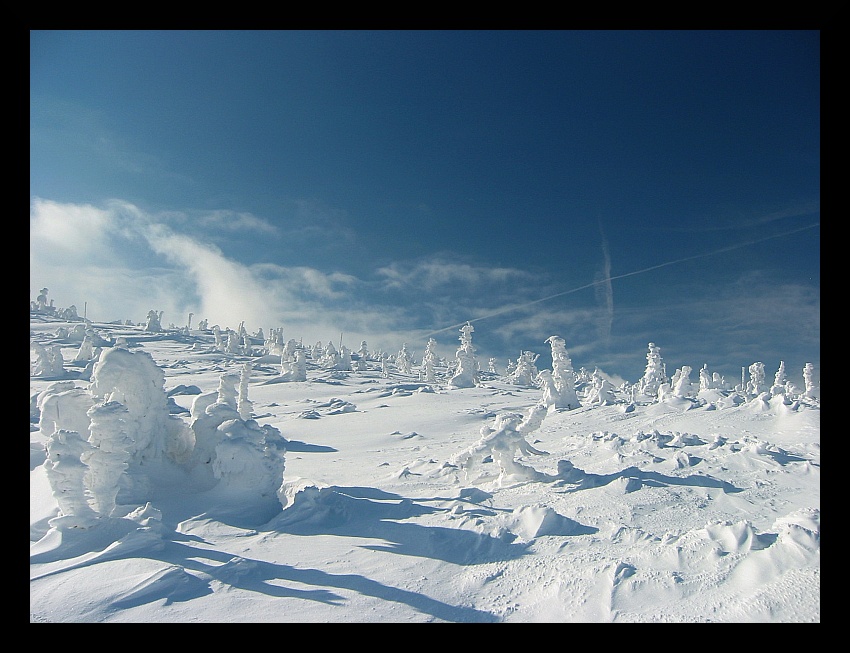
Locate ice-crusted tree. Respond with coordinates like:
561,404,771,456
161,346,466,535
88,347,194,503
803,363,819,399
422,338,438,382
212,325,225,352
225,330,241,354
746,362,766,397
281,338,299,363
238,362,253,420
509,351,539,386
31,341,65,378
488,357,497,374
37,381,93,439
584,367,616,406
537,370,561,411
36,287,50,312
338,344,352,371
279,345,308,382
544,336,581,410
637,342,666,399
354,341,370,372
83,401,133,517
318,341,341,369
697,364,727,392
396,343,414,375
265,328,284,357
671,365,694,398
144,310,164,332
446,404,549,484
770,361,788,397
44,429,99,528
449,322,479,388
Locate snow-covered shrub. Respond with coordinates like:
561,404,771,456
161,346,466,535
447,405,549,485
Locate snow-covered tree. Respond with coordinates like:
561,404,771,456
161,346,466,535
671,365,694,398
544,336,581,410
637,342,666,399
88,347,194,502
44,429,99,529
31,341,65,377
238,362,253,420
338,345,352,371
354,341,370,372
746,362,766,397
803,362,819,399
396,343,414,375
422,338,438,382
144,310,163,333
509,350,539,386
83,401,132,517
73,329,98,362
770,361,788,397
449,322,479,388
318,341,341,369
584,367,617,405
447,405,549,484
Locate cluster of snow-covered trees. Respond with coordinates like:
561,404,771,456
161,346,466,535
30,293,821,528
31,295,821,406
35,345,287,531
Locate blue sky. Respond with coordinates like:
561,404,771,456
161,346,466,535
30,30,819,384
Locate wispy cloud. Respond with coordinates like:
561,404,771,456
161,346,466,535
31,198,819,381
376,258,534,293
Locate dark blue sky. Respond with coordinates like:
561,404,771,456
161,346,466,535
30,30,819,384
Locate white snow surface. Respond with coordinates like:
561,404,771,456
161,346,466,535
30,317,820,623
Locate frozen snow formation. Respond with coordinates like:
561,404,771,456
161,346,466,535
446,404,549,485
37,345,288,530
449,322,479,388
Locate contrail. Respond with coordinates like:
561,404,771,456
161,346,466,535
594,221,613,347
419,221,819,339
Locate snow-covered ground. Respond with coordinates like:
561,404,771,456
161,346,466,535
30,317,820,623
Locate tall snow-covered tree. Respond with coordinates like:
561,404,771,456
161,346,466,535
396,343,414,375
803,362,819,399
638,342,666,399
449,322,479,388
543,336,581,410
422,338,438,382
746,362,766,397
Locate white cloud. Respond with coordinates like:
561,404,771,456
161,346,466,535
30,198,115,262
